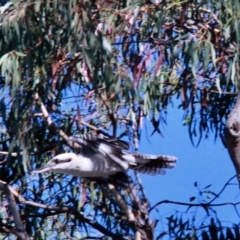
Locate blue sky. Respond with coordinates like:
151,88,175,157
136,100,240,234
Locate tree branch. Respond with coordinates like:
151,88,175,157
149,199,240,213
150,175,239,213
34,93,81,150
108,183,135,222
0,180,29,240
208,175,236,204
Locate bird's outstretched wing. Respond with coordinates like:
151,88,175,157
69,134,134,170
70,134,130,153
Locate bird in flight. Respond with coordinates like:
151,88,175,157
32,134,177,178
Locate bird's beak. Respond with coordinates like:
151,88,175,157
31,156,72,175
32,165,51,174
32,162,56,174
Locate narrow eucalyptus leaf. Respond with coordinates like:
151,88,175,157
14,21,20,38
15,51,26,57
210,43,216,67
204,42,210,71
90,182,95,206
34,1,41,12
216,77,222,94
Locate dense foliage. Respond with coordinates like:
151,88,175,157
0,0,239,239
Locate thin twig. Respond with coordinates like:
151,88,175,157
134,171,148,203
208,175,236,204
0,159,7,164
149,199,240,213
210,90,237,95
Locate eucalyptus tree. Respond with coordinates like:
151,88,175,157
0,0,240,239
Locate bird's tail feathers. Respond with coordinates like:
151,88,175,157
131,154,177,175
133,153,177,163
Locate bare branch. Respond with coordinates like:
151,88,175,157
0,180,29,240
108,183,135,222
134,171,148,203
0,159,7,164
134,231,141,240
150,176,239,213
34,93,81,150
0,151,19,156
208,175,236,204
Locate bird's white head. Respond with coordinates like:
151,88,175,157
32,153,78,175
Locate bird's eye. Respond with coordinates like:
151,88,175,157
53,159,59,164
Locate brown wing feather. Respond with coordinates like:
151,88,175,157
71,133,130,151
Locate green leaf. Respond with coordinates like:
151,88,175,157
0,2,13,15
203,190,218,197
82,9,88,25
226,59,233,86
120,0,142,11
107,14,115,32
90,182,95,206
102,36,112,54
34,1,41,12
210,43,216,67
203,184,212,189
216,76,222,94
231,53,237,85
0,99,6,123
189,196,196,202
191,64,197,80
203,42,210,71
115,78,121,94
15,51,26,57
0,53,9,67
14,21,20,38
234,19,240,41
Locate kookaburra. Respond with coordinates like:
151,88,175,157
32,134,177,178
